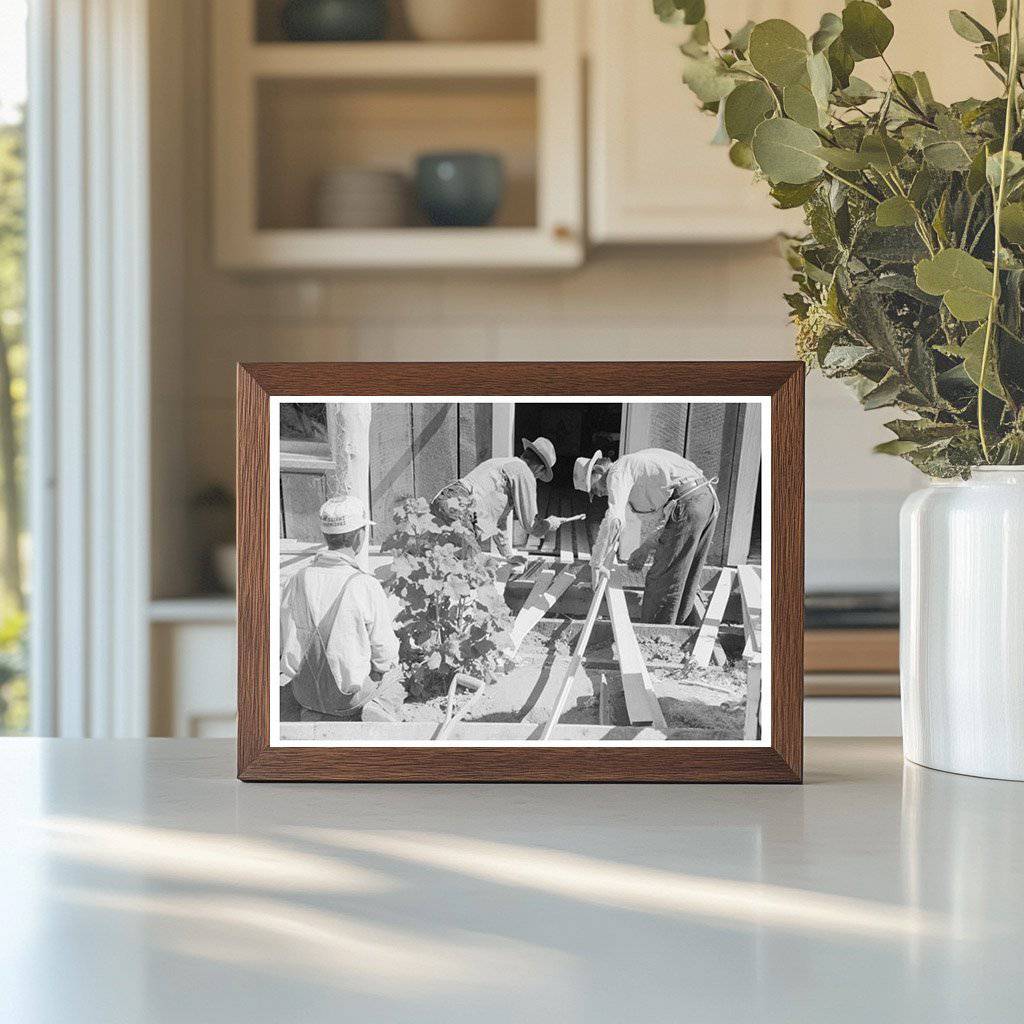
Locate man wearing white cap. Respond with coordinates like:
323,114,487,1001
280,495,403,722
431,437,573,560
574,448,719,625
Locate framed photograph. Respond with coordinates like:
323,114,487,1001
237,362,803,782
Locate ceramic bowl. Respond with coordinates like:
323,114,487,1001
403,0,534,42
280,0,388,42
415,152,505,228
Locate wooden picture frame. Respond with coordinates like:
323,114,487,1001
238,362,804,782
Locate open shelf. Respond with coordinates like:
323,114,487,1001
249,42,544,77
212,0,582,268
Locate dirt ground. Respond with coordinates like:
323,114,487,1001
394,621,750,734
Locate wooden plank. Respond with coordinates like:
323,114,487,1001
458,402,492,478
743,661,761,741
540,575,609,741
684,402,741,567
598,672,609,725
573,515,590,559
411,403,458,504
692,567,734,668
726,403,762,565
606,585,667,729
510,565,579,651
557,493,573,563
368,402,414,542
736,563,762,656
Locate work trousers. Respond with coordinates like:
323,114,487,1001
640,484,719,625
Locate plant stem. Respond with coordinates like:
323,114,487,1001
979,0,1021,462
822,167,879,203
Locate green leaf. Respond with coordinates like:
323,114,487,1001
1000,202,1024,242
654,0,705,25
874,438,922,455
875,196,918,228
986,150,1024,190
724,20,755,53
923,141,973,171
860,133,905,172
748,19,810,87
836,75,877,104
783,83,822,128
815,145,872,170
909,165,936,205
948,10,993,44
807,51,833,110
810,12,843,54
723,80,775,143
681,55,736,103
915,249,994,321
827,35,855,89
958,325,1006,398
770,179,820,208
913,71,935,105
842,1,894,59
993,0,1008,24
862,375,902,410
885,418,963,443
729,140,758,169
752,117,827,184
967,143,993,193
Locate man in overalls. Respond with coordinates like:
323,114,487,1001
431,437,575,560
280,495,404,722
574,448,719,625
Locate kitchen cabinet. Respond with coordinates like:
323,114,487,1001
587,0,998,244
212,0,583,269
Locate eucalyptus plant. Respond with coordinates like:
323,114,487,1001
659,0,1024,474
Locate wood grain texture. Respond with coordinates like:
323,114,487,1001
237,361,804,783
804,629,899,674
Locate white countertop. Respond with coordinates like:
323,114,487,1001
1,738,1021,1023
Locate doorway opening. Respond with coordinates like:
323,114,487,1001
511,402,622,557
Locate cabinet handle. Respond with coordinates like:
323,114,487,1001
552,224,574,241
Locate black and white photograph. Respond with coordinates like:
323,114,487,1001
270,397,768,745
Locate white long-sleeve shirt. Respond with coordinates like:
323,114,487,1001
591,449,705,569
280,550,399,715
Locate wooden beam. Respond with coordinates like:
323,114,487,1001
606,585,667,729
736,563,762,656
727,403,762,565
510,568,576,651
692,568,735,668
558,493,573,563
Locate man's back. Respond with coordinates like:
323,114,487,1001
280,550,399,715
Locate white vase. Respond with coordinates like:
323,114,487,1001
900,467,1024,780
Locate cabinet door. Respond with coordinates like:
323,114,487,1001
588,1,812,242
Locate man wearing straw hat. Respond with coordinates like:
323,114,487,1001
574,448,719,625
431,437,575,560
280,495,404,722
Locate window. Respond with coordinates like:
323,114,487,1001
0,0,28,733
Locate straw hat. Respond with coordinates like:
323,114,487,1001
521,436,556,483
319,495,374,535
573,450,603,494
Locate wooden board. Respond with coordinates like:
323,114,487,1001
606,585,667,729
684,402,741,567
557,492,573,562
368,402,415,542
411,402,458,503
736,563,762,657
692,567,735,668
510,565,579,650
458,402,492,478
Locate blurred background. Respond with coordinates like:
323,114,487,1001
0,0,998,740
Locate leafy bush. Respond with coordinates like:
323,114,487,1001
380,496,514,700
661,0,1024,475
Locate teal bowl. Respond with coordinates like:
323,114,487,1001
415,152,505,228
281,0,388,42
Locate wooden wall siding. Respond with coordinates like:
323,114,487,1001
458,403,493,478
369,402,490,541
